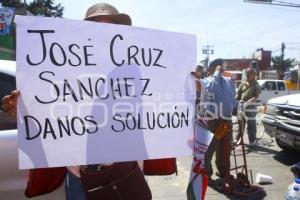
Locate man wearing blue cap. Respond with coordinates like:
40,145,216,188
192,59,236,181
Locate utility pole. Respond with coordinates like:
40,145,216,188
279,42,285,79
202,45,214,73
281,42,285,62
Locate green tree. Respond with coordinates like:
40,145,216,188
1,0,24,8
28,0,64,17
1,0,64,17
272,55,295,79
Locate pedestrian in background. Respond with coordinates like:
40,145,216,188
236,67,261,147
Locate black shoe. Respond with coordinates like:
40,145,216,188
208,178,215,187
215,172,225,178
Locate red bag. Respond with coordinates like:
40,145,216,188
25,167,67,198
143,158,177,176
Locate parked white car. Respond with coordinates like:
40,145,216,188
0,60,64,199
257,79,299,105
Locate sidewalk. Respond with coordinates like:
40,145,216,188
28,116,299,200
27,134,299,200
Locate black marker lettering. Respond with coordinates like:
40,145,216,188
26,30,55,66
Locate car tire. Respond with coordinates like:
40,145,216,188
275,138,294,152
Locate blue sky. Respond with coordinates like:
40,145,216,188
34,1,300,62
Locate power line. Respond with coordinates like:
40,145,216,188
244,0,300,8
286,47,300,50
274,0,300,7
286,42,300,46
272,48,282,52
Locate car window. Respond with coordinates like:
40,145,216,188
277,82,286,91
0,72,16,109
260,82,266,90
265,81,276,91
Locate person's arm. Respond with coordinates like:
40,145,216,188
191,71,202,92
228,79,236,98
196,81,201,92
236,84,242,100
229,79,238,107
246,94,259,103
1,90,20,119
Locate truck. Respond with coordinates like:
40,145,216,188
262,94,300,151
257,79,299,105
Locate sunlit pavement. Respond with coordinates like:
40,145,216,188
147,115,299,200
23,113,299,200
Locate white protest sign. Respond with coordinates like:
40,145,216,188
16,16,197,169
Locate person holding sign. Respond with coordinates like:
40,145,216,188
2,3,152,200
65,3,133,197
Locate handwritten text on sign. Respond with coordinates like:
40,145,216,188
16,16,196,169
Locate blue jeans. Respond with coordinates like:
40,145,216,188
65,171,86,200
